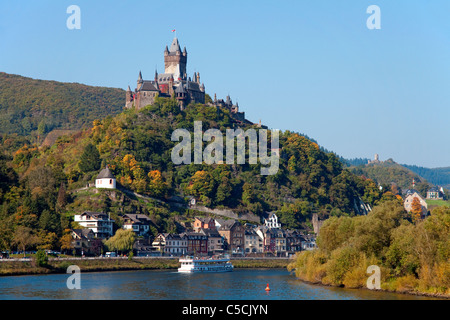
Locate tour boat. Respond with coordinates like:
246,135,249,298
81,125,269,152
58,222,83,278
178,255,233,273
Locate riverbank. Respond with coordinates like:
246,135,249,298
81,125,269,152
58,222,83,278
291,274,450,300
0,257,291,277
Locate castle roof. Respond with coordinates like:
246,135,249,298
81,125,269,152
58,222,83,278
175,84,186,93
158,73,175,83
179,80,202,92
139,81,159,92
169,37,181,54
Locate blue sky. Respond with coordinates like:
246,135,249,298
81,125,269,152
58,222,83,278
0,0,449,168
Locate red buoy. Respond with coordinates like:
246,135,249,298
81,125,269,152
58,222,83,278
265,283,271,291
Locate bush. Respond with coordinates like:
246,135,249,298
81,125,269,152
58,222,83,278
35,250,48,268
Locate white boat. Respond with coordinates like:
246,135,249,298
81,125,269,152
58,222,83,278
178,255,233,273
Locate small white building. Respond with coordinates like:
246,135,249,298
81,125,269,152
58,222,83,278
95,166,116,189
264,213,281,229
74,212,115,239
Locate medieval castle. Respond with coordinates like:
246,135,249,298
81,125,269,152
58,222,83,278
125,37,250,124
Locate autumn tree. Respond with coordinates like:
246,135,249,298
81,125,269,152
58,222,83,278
60,232,74,255
12,226,40,257
410,197,423,223
148,170,167,198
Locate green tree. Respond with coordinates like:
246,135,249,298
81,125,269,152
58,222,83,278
104,229,136,254
78,143,101,173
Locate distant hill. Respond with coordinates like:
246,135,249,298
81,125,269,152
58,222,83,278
0,72,125,137
402,164,450,189
348,159,430,195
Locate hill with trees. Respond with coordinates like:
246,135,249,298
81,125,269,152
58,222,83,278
0,95,393,253
0,72,125,139
402,164,450,189
348,159,431,195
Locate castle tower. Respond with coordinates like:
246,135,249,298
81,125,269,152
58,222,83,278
164,37,187,81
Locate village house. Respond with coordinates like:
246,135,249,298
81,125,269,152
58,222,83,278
216,219,245,255
302,234,317,251
122,214,152,237
182,231,208,256
426,187,444,200
74,211,115,239
255,226,275,254
152,233,188,256
71,229,102,256
244,228,264,254
193,217,216,232
285,230,305,254
404,190,428,217
199,228,224,255
133,239,158,257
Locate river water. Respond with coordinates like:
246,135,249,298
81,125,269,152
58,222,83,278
0,268,437,300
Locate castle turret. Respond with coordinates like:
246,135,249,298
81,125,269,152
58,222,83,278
125,85,133,109
137,71,143,90
175,84,187,110
168,74,174,97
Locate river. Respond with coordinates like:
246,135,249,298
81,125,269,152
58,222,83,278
0,268,438,300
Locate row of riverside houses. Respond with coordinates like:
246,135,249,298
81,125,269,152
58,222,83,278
150,214,316,257
71,211,316,257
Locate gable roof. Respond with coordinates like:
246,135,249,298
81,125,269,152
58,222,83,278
123,214,151,224
72,229,94,239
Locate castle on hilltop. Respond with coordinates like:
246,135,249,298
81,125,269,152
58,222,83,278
125,37,251,125
126,37,205,110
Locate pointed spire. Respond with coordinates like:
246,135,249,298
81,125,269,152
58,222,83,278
127,85,132,92
169,37,181,53
138,71,143,82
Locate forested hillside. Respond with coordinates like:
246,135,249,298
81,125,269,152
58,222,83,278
0,96,393,252
402,164,450,189
0,72,125,137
